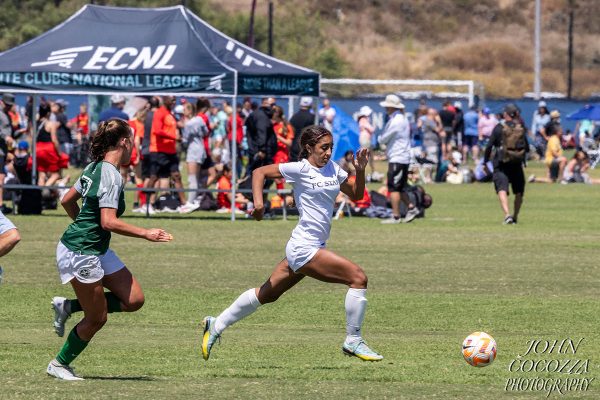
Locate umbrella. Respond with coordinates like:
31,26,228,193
566,103,600,121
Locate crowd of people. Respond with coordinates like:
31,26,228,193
0,91,597,219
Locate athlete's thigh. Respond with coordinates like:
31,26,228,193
102,267,143,304
298,249,363,285
258,258,305,302
70,279,107,317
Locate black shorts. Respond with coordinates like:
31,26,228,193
549,159,560,180
0,155,5,174
141,155,151,179
149,152,179,179
493,163,525,195
201,155,215,170
463,136,478,148
387,163,409,193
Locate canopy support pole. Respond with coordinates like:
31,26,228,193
31,94,38,185
230,95,238,221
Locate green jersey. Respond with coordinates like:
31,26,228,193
60,161,125,255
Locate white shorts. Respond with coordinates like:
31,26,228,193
286,239,325,272
56,241,125,285
0,211,16,235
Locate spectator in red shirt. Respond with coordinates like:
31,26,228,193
215,164,248,214
148,96,186,210
271,105,295,191
226,104,244,177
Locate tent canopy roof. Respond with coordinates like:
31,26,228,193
0,5,319,96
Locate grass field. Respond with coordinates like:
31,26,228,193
1,161,599,399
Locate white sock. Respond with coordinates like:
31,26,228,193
345,288,367,343
187,174,198,204
213,288,261,335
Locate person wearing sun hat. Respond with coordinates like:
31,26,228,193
531,100,551,158
378,94,421,224
357,105,375,176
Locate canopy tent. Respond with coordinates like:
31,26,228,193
0,5,319,96
0,4,320,219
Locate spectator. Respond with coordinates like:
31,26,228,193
179,102,206,213
147,96,186,211
210,102,228,152
575,118,596,149
436,151,463,183
51,99,72,165
477,107,498,150
127,109,147,210
531,100,551,158
225,104,244,177
98,94,128,123
272,105,295,191
474,158,494,183
196,98,217,189
462,105,479,162
357,105,376,176
452,101,464,149
563,150,591,183
378,94,420,224
136,97,160,215
335,150,355,179
289,96,314,162
241,97,253,121
244,97,277,178
483,104,529,225
35,103,61,187
70,103,90,168
529,123,567,184
215,164,247,214
438,100,455,159
0,94,16,213
318,98,336,132
417,108,442,183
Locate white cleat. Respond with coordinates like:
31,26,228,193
52,297,71,337
47,359,83,381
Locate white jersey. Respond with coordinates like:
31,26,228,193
279,159,348,245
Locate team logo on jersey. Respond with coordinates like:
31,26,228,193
311,179,339,190
31,45,177,70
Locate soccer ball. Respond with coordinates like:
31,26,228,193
462,332,497,367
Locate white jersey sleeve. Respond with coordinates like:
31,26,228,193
279,161,305,184
98,163,123,209
334,161,349,184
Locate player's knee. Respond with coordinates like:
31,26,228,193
257,290,280,304
7,229,20,246
127,294,145,312
351,268,368,288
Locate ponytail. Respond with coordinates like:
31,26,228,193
89,118,130,162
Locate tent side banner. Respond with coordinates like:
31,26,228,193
238,74,318,96
0,71,234,94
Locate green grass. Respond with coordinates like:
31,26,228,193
1,160,600,399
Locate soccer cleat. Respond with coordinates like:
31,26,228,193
52,297,71,337
201,316,221,360
178,202,201,214
380,217,401,224
342,339,383,361
47,359,83,381
403,207,421,223
528,174,536,183
503,215,515,225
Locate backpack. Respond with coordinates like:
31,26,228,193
501,122,527,164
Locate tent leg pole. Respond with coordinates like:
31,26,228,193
31,94,38,186
231,96,238,222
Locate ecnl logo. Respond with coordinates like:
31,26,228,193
31,45,177,70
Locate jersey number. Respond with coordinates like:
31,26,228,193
80,176,93,197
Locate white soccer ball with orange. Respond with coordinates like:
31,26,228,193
462,332,497,367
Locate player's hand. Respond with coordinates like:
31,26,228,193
353,148,369,172
251,204,265,221
145,228,173,242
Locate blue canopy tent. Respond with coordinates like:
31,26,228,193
330,105,360,161
0,4,320,219
566,104,600,121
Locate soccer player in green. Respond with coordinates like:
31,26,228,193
47,119,172,381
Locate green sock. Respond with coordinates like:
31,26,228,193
68,292,122,314
56,326,89,366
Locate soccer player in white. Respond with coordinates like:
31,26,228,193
201,125,383,361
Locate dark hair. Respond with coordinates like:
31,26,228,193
89,119,131,162
38,103,51,120
196,97,211,111
148,96,160,109
299,125,332,159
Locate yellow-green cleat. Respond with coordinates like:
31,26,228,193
201,316,220,360
342,339,383,361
